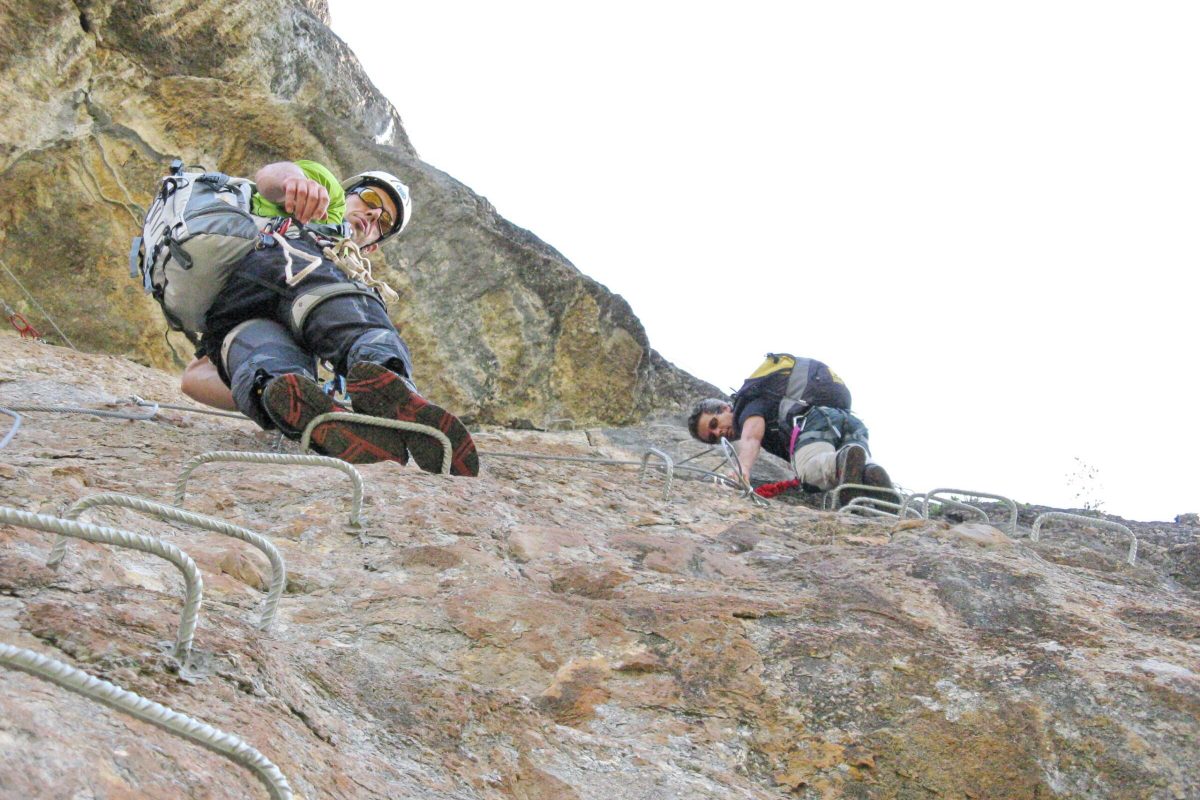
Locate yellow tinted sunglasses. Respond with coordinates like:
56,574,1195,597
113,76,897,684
350,187,396,235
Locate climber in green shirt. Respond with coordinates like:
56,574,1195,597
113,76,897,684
180,159,478,476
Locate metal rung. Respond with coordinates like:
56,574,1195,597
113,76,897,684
639,448,675,500
1,506,201,661
719,437,769,507
54,494,285,631
925,488,1019,537
921,496,989,524
824,484,903,511
899,492,926,519
0,406,21,449
300,411,452,475
839,503,900,519
1031,511,1138,566
839,496,907,518
0,643,292,799
175,451,364,526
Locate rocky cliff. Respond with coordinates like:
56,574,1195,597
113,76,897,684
1,335,1198,799
0,0,715,428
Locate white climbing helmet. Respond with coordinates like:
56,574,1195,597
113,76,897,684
341,170,412,243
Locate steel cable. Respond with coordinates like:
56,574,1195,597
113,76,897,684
133,396,247,420
4,401,159,421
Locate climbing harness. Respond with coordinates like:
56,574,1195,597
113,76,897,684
274,231,325,287
286,280,388,339
734,353,851,438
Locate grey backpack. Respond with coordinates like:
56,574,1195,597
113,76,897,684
131,160,265,335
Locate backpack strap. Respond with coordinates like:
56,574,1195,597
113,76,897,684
777,356,814,427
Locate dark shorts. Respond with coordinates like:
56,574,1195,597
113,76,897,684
198,236,398,376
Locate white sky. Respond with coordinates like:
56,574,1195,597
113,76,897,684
329,1,1199,521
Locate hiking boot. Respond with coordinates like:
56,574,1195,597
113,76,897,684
346,362,479,477
260,373,409,465
835,444,867,486
863,463,893,491
833,443,867,508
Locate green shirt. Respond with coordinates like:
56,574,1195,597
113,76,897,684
249,159,346,224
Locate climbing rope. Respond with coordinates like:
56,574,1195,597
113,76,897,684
58,494,286,631
0,258,78,350
755,478,800,498
175,451,365,527
2,506,202,662
0,643,293,800
322,238,399,306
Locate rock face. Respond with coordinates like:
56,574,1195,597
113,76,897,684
0,0,715,427
1,336,1198,799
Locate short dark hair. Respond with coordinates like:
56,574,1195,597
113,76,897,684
687,398,730,442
